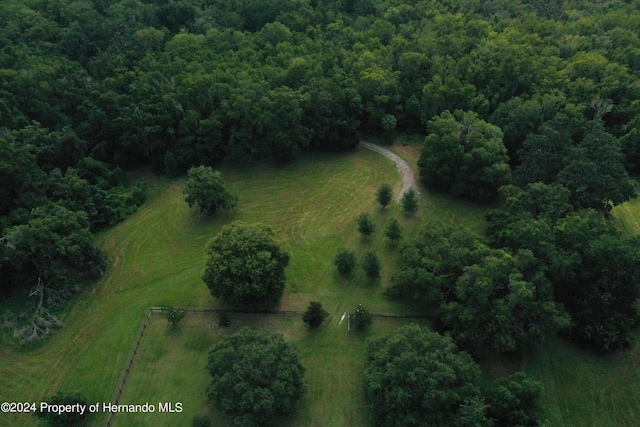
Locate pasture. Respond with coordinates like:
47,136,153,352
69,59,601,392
0,144,638,426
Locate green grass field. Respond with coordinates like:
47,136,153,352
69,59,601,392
0,143,639,426
111,311,427,427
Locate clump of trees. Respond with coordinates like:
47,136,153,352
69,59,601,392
391,222,570,355
486,185,640,352
207,328,304,426
183,166,238,216
364,325,543,427
419,110,511,203
202,222,290,309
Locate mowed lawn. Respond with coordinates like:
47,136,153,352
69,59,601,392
0,146,478,427
112,311,428,427
2,142,639,426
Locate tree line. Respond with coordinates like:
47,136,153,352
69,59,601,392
3,0,640,304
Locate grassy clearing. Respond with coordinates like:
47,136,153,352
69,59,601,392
483,334,640,427
612,194,640,235
4,139,638,427
1,147,478,427
112,311,427,427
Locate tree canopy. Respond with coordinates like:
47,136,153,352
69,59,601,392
419,110,511,202
202,222,290,309
363,324,490,427
207,328,304,426
183,166,238,216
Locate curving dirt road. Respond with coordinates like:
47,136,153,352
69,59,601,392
360,141,420,201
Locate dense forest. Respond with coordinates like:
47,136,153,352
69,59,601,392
1,0,640,348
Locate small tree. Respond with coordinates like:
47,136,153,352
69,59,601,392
163,306,186,326
362,251,381,279
401,189,418,216
352,304,372,331
358,213,376,237
303,301,329,328
376,184,393,208
384,218,402,243
183,166,238,216
334,248,356,275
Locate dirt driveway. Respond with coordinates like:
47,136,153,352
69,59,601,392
360,141,420,201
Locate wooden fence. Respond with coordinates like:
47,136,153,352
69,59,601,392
105,307,427,425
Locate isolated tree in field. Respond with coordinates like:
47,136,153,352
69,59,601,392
207,328,304,426
362,251,381,279
351,304,372,331
401,188,418,215
376,183,393,208
363,325,490,427
302,301,329,328
183,166,238,216
357,213,376,237
334,248,356,275
384,218,402,243
202,222,290,309
37,392,88,427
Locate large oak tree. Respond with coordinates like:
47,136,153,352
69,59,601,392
202,222,289,309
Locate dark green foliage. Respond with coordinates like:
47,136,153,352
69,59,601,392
551,218,640,352
557,121,635,212
419,110,511,202
376,184,392,208
36,392,88,427
2,203,107,292
363,325,490,427
486,183,573,249
183,166,238,217
516,116,634,213
361,251,381,279
207,328,304,426
334,248,356,275
163,306,186,326
487,200,640,352
384,218,402,243
486,372,543,427
391,223,488,309
357,213,376,237
400,188,418,215
218,312,231,327
351,304,372,331
440,249,570,354
392,223,569,355
192,415,212,427
202,222,290,309
302,301,329,328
